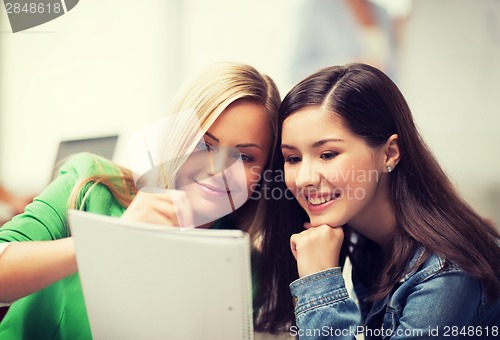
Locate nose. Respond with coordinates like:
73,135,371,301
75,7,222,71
205,147,240,180
294,158,321,189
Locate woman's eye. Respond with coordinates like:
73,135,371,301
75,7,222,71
284,156,301,164
225,150,254,163
195,141,214,152
240,154,254,163
230,151,253,163
320,152,338,161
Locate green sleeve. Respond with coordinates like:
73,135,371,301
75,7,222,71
0,153,127,243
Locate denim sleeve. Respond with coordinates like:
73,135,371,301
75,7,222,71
387,269,483,339
289,268,361,339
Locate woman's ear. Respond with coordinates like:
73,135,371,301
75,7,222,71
384,134,400,173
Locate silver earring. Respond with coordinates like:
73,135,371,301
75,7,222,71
386,165,393,173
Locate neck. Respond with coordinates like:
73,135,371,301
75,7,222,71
351,216,395,251
348,181,396,251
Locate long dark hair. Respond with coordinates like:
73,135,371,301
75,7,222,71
255,63,500,332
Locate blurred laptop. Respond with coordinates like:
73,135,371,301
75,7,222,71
50,135,118,180
68,210,254,340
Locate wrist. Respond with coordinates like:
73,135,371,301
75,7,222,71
57,237,78,275
298,257,340,278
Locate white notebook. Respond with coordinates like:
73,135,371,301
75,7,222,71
68,210,254,340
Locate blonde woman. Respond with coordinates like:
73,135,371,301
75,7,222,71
0,62,280,339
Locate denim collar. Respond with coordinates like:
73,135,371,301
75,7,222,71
398,246,426,283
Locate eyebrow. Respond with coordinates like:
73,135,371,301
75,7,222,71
205,131,219,143
312,138,344,148
281,138,344,151
235,143,264,151
204,132,265,151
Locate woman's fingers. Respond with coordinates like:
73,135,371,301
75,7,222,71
167,190,195,230
121,189,194,228
290,224,344,278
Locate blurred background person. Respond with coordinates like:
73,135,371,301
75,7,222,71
288,0,399,83
0,185,32,225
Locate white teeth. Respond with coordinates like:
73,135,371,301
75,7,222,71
307,195,335,205
309,197,321,205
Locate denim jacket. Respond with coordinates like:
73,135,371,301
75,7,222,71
289,249,500,339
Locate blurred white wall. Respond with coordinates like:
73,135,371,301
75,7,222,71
0,0,181,194
399,0,500,226
179,0,297,94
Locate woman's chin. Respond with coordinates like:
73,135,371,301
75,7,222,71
307,215,344,229
189,212,219,227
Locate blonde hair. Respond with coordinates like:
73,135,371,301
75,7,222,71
68,159,137,211
69,62,280,238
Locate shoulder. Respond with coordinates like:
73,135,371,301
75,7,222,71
401,250,475,285
57,152,122,179
396,250,482,304
382,252,492,331
57,153,130,213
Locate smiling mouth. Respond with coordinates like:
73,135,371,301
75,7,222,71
307,193,341,205
192,177,233,196
304,192,342,211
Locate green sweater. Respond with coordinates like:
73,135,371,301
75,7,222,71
0,153,127,339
